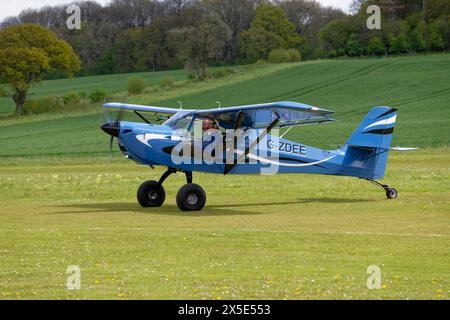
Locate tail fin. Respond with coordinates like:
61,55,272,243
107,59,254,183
342,107,398,180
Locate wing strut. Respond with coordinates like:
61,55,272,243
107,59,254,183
234,111,244,131
134,111,151,124
224,114,280,174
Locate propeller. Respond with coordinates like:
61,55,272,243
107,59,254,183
101,110,123,157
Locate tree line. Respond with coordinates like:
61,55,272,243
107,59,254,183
320,0,450,57
0,0,449,78
0,0,343,77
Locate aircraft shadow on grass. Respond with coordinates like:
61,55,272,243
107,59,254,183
51,198,374,217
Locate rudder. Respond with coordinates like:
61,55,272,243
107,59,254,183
342,107,398,180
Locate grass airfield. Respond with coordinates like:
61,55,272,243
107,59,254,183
0,54,449,299
0,149,448,299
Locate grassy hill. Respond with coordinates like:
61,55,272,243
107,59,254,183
0,69,187,115
0,54,449,158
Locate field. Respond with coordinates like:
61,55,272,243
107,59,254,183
0,54,449,299
0,69,187,115
0,150,449,299
0,54,450,159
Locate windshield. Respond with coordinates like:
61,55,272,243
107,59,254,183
164,111,194,130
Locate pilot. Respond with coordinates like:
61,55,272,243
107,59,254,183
202,118,219,131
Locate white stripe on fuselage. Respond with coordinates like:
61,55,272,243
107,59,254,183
364,115,397,130
136,134,170,147
136,134,336,167
235,150,336,167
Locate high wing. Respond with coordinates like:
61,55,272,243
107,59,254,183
194,101,335,129
104,103,184,115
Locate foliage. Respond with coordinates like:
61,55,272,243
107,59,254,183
240,5,304,61
320,1,449,58
62,91,82,105
367,37,386,56
0,86,8,97
389,33,411,54
268,48,301,63
169,15,231,80
160,77,175,89
0,0,448,79
127,77,146,95
210,68,236,78
319,18,354,53
345,33,364,57
88,89,107,103
23,95,64,115
0,24,80,115
426,20,447,51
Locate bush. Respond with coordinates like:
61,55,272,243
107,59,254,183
367,37,386,56
346,34,363,57
268,49,301,63
24,95,64,115
88,89,107,103
160,77,175,89
327,50,338,58
288,49,301,62
389,33,410,54
211,69,236,79
314,48,327,59
62,91,81,105
127,77,146,95
78,91,87,99
186,72,197,80
0,86,7,97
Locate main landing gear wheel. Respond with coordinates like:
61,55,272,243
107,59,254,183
176,183,206,211
137,180,166,207
386,188,398,200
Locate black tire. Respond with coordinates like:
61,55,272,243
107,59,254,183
386,188,398,200
137,180,166,207
176,184,206,211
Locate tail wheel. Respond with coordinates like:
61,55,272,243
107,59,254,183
137,180,166,207
176,184,206,211
386,188,398,200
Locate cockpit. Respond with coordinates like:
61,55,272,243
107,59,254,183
164,111,221,133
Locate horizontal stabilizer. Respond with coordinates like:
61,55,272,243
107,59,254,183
390,147,419,151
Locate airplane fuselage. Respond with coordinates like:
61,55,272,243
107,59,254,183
116,121,368,178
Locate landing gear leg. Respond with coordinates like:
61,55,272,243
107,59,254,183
366,179,398,199
177,171,206,211
137,168,206,211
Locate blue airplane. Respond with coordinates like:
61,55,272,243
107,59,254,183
101,101,415,211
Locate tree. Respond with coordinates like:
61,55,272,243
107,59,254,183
240,4,304,61
367,36,386,56
113,28,145,73
423,0,450,22
426,20,447,51
319,18,353,52
204,0,257,60
169,15,231,79
0,24,80,115
389,33,410,54
346,33,364,56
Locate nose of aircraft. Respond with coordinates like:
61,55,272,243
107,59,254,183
101,122,120,137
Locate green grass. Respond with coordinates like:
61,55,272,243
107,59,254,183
0,69,187,114
0,55,448,299
0,54,449,159
0,150,449,299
